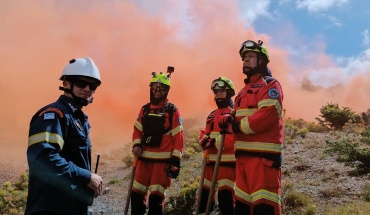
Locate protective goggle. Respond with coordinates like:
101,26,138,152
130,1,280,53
150,83,166,91
211,80,229,89
239,40,263,59
74,79,98,91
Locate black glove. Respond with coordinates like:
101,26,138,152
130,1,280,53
199,136,215,150
218,114,234,129
167,157,181,179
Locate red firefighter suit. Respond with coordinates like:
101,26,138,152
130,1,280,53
198,106,236,214
233,74,284,215
131,99,184,214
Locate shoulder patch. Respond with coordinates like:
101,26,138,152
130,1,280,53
178,117,183,125
268,88,279,99
39,107,64,118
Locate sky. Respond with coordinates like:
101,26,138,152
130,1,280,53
1,0,370,168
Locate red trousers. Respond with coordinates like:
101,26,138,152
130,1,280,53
132,160,171,201
235,156,281,215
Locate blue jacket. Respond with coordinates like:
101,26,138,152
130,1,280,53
26,95,93,215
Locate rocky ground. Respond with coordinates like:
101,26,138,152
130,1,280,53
1,132,369,215
87,132,369,214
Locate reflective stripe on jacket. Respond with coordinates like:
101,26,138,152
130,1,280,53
234,74,284,155
200,107,235,164
26,95,92,215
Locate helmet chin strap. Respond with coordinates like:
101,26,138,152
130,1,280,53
59,86,92,107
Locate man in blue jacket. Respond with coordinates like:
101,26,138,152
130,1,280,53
25,57,104,215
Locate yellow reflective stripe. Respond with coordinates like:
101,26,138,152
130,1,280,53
209,131,219,138
275,101,283,118
203,178,212,189
218,179,235,190
236,109,256,117
28,132,64,149
203,179,234,190
133,180,147,193
209,132,221,150
235,141,282,153
235,186,281,204
251,189,281,204
258,98,277,108
171,124,183,136
134,121,143,132
258,99,283,118
147,113,163,117
132,139,141,145
149,184,166,195
171,149,182,158
235,185,252,203
140,151,172,159
208,154,235,162
240,117,254,134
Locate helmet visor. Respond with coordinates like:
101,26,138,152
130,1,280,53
211,80,229,89
239,40,262,59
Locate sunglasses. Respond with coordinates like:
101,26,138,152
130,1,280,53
213,89,226,94
150,83,166,91
74,79,98,91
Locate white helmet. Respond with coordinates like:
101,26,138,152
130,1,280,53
60,57,101,85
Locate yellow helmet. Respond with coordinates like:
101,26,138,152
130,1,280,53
149,66,174,87
150,72,171,87
211,76,235,97
239,40,270,63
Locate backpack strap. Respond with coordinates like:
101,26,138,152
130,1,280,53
142,102,151,115
164,102,176,128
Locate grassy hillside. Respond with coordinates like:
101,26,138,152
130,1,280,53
2,121,370,214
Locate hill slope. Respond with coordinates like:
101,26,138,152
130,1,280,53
88,131,369,214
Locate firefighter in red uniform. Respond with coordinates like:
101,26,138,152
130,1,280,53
131,67,184,215
218,40,284,215
197,76,236,215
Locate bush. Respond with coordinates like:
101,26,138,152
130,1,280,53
325,137,370,175
316,103,359,130
0,173,28,215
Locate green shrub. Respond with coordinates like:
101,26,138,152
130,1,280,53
0,173,28,215
325,137,370,175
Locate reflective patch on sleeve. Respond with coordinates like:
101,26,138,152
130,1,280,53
268,88,279,99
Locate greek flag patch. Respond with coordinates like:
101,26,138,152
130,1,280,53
43,112,55,120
